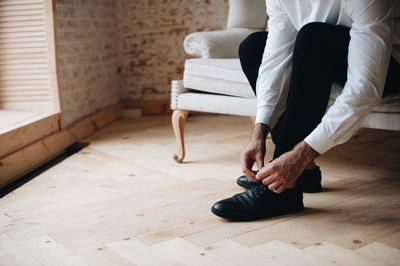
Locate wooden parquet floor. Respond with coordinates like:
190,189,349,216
1,114,400,265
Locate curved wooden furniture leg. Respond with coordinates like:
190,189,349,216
172,109,189,163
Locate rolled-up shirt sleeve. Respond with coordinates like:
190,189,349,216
255,0,298,128
304,0,394,154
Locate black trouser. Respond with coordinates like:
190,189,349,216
239,22,400,159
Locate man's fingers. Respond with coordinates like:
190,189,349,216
262,173,282,186
256,156,264,170
243,168,256,180
256,163,275,181
241,159,256,179
267,180,281,191
273,184,286,194
240,152,258,179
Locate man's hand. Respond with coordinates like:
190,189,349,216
256,141,319,193
240,123,270,180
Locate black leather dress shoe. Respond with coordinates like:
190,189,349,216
211,184,304,221
236,176,259,189
299,166,322,193
236,166,323,193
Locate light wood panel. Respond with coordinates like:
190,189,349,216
123,99,171,115
0,104,122,188
18,235,87,266
0,114,399,265
0,233,41,265
0,110,59,157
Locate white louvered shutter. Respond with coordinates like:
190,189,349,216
0,0,59,111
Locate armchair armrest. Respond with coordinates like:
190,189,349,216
183,28,260,58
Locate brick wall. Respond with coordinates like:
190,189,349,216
117,0,229,105
55,0,229,124
55,0,120,126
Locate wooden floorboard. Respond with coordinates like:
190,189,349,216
0,114,399,265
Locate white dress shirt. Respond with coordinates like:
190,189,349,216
256,0,400,154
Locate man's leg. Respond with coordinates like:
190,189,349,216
383,57,400,97
237,30,320,192
238,30,317,161
239,31,285,145
212,23,351,221
272,22,351,159
238,31,268,96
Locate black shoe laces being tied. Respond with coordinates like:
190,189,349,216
254,183,268,199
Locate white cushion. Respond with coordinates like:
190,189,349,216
183,58,255,98
183,58,400,113
227,0,267,30
177,92,256,116
183,28,257,58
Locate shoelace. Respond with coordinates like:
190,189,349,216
254,184,268,199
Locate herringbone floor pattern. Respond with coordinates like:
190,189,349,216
1,114,399,265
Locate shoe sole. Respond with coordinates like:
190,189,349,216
211,205,304,222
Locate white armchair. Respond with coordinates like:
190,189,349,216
171,0,400,163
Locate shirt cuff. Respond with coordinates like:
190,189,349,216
255,106,280,129
304,126,338,155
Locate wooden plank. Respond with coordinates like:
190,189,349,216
123,99,171,115
63,237,134,266
0,133,64,187
0,104,122,188
378,231,400,249
0,111,59,157
18,235,87,266
204,239,285,266
153,238,231,266
304,241,382,266
253,240,336,266
89,104,124,129
107,237,182,266
0,110,44,131
183,221,273,247
355,242,400,266
0,233,41,265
